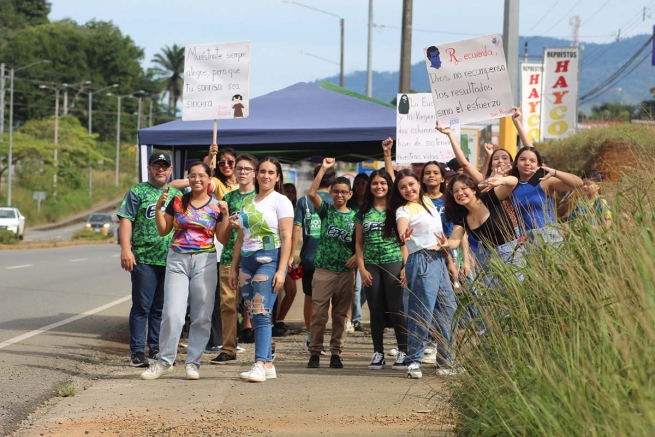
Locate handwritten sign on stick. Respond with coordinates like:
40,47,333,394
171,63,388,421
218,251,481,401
396,93,459,164
183,41,251,121
423,34,514,126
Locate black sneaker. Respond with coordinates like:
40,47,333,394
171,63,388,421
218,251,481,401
367,352,385,370
353,321,364,332
210,352,236,365
130,352,149,368
148,348,159,362
307,354,320,368
272,321,291,337
240,328,255,344
329,354,343,369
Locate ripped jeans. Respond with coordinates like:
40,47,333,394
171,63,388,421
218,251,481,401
239,248,281,363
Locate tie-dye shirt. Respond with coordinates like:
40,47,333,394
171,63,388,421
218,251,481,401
165,195,223,254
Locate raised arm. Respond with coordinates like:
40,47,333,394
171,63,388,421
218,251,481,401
511,106,533,149
436,124,485,184
309,158,335,209
541,167,584,195
479,175,519,200
381,137,395,181
155,191,174,236
479,143,494,176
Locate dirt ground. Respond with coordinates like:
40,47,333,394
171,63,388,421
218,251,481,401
11,327,455,437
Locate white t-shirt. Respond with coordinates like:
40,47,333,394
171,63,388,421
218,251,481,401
239,191,294,256
395,197,444,254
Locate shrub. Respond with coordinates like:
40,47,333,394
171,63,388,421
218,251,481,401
72,229,111,241
0,230,19,244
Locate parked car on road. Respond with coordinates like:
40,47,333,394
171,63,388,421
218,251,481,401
85,213,116,236
0,207,25,240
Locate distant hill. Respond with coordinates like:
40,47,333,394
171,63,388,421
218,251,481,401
316,35,655,113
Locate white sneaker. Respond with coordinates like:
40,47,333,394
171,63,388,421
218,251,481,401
140,362,174,380
246,363,267,382
406,362,422,379
421,351,437,365
346,322,355,334
185,363,200,380
387,348,399,357
240,364,276,380
392,351,407,370
236,345,246,353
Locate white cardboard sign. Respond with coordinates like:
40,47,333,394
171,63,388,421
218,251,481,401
539,47,579,141
396,93,458,164
182,41,251,121
520,63,543,142
423,34,514,126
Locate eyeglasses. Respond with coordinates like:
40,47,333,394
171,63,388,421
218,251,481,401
451,187,470,195
150,163,170,171
218,160,235,167
188,173,208,180
331,189,350,196
235,166,254,174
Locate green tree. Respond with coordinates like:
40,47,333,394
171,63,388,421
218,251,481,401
152,44,185,115
589,102,637,121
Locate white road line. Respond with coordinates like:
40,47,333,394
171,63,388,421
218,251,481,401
6,264,33,270
70,258,88,262
0,295,132,350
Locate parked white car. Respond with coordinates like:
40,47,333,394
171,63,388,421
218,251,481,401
0,207,26,240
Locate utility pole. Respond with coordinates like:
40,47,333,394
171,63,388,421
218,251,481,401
340,18,345,87
398,0,413,93
63,89,68,116
149,99,153,127
498,0,519,156
366,0,374,97
524,41,529,62
0,63,5,141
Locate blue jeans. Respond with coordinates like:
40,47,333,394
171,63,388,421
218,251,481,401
129,263,166,354
239,249,281,363
158,251,217,367
351,270,366,324
405,249,457,366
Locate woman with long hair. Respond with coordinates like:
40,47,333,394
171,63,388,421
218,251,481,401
510,107,583,244
355,169,408,371
141,161,230,381
229,157,294,382
383,169,457,379
442,173,524,286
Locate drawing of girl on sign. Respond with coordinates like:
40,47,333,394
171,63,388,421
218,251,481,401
398,94,410,115
232,94,245,118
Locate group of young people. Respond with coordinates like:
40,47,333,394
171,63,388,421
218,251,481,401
118,107,611,382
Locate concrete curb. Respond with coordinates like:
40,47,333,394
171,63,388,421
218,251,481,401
0,238,117,250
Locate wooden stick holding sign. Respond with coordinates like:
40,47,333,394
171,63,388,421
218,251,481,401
212,119,217,168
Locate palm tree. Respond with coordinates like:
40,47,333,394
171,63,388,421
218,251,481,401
152,44,185,115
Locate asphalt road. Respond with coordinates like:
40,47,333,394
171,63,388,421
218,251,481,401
23,223,118,241
0,244,131,435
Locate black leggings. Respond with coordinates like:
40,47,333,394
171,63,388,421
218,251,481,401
363,262,407,354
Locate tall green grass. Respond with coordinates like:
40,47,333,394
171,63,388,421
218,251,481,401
448,163,655,436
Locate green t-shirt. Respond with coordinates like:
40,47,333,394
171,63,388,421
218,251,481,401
354,206,403,265
314,201,356,272
117,182,181,266
220,189,255,265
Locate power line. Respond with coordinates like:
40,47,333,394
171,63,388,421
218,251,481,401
582,51,651,103
580,35,654,101
540,0,583,36
582,0,613,27
524,0,562,35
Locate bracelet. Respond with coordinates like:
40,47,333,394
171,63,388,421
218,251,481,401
554,170,558,177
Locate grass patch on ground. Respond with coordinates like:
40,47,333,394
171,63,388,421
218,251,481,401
57,383,76,398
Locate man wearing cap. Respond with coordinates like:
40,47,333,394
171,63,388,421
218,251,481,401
118,152,181,367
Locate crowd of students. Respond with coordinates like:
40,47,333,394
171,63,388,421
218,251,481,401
119,108,612,382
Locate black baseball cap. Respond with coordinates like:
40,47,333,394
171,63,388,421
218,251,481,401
148,152,171,166
446,158,461,171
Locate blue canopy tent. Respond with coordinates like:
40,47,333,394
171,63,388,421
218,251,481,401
137,82,397,180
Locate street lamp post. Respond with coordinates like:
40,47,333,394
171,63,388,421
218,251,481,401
285,0,345,87
85,83,118,196
108,91,141,187
39,82,69,198
6,59,50,207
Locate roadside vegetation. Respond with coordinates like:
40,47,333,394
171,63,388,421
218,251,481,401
446,125,655,436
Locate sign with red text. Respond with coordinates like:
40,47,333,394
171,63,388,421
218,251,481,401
539,48,579,141
396,93,459,164
423,34,514,126
520,63,543,143
182,41,251,121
